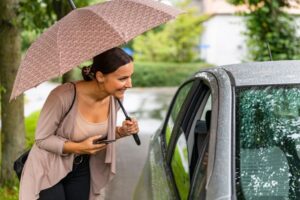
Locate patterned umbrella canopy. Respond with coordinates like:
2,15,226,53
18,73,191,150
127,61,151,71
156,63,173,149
10,0,183,100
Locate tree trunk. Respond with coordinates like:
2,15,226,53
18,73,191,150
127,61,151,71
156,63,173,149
0,0,25,185
53,0,76,83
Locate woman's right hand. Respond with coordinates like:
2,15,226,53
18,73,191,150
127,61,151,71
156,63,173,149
63,135,107,155
78,135,107,155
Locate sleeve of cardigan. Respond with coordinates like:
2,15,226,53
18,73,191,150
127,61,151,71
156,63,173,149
35,90,68,155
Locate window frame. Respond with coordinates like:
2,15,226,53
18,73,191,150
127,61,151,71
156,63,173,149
159,78,203,199
188,72,220,199
161,74,219,199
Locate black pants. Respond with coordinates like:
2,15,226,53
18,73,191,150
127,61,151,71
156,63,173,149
39,155,90,200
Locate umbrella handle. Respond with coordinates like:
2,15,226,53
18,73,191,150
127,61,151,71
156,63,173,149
67,0,76,10
117,99,141,146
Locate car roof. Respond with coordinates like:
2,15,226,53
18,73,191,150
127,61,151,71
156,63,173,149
201,60,300,87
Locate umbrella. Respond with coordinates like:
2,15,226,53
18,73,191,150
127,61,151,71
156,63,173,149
10,0,183,100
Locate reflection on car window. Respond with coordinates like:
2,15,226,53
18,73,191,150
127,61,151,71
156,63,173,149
190,94,211,199
165,81,194,146
236,85,300,200
171,133,190,200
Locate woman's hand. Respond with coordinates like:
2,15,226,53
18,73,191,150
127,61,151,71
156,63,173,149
63,135,107,155
117,118,139,138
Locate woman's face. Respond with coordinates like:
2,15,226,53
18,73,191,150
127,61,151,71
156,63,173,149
101,62,134,98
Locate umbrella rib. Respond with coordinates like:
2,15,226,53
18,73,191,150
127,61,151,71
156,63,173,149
56,21,63,75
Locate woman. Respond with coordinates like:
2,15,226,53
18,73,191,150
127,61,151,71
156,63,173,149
19,47,139,200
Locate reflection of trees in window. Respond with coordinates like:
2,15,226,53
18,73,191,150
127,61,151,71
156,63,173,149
171,134,190,200
236,86,300,199
171,82,193,122
165,82,193,146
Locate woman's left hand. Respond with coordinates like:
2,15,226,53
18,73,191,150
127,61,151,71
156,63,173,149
118,118,139,137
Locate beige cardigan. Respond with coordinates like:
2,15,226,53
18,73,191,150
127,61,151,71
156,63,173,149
19,83,118,200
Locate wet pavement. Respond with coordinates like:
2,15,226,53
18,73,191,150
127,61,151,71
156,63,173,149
106,87,177,200
24,82,177,200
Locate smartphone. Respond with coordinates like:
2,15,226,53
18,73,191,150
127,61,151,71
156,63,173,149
93,138,116,144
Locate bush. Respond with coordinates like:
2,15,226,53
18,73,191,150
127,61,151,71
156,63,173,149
228,0,300,61
133,0,210,63
132,62,210,87
0,186,18,200
25,111,40,148
51,61,211,87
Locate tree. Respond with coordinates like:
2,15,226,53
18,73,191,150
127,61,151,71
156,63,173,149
133,0,209,63
0,0,25,185
228,0,300,61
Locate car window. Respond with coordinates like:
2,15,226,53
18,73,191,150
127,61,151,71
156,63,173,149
171,133,190,200
189,94,212,199
165,81,194,147
236,85,300,200
170,85,212,200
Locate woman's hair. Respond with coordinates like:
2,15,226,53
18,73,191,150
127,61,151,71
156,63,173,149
81,47,133,81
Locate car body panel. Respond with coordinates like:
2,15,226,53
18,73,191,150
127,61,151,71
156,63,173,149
134,127,177,200
220,60,300,86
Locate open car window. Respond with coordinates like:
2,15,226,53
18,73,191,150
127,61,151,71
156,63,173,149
169,81,212,200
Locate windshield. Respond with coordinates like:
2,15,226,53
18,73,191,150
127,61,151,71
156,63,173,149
236,85,300,200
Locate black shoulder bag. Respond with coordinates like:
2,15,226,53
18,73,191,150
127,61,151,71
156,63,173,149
13,82,76,180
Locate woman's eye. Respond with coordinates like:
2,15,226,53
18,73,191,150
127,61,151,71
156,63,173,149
119,77,127,81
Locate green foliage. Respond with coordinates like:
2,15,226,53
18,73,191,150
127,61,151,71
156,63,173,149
228,0,300,61
0,186,18,200
61,61,210,87
25,111,40,148
133,0,210,62
18,0,102,51
132,62,210,87
171,142,190,200
0,111,39,197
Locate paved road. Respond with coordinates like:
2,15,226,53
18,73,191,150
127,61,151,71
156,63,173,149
104,134,151,200
106,87,176,200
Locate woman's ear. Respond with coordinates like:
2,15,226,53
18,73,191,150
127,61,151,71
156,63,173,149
95,71,104,83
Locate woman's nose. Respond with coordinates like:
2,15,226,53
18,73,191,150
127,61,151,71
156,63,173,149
125,78,132,88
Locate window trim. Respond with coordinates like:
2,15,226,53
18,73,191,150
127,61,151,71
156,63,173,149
188,72,220,199
166,80,206,163
159,78,202,199
160,78,201,157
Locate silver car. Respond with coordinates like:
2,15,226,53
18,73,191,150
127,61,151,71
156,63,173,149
134,61,300,200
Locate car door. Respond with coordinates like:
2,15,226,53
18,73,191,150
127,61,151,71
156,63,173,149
162,72,219,200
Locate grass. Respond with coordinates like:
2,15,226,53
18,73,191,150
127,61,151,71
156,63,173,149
0,111,40,200
25,111,40,148
0,186,19,200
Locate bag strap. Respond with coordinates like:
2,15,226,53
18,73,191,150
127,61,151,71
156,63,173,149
63,82,76,118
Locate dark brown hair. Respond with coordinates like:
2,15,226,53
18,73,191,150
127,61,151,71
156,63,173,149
82,47,133,81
